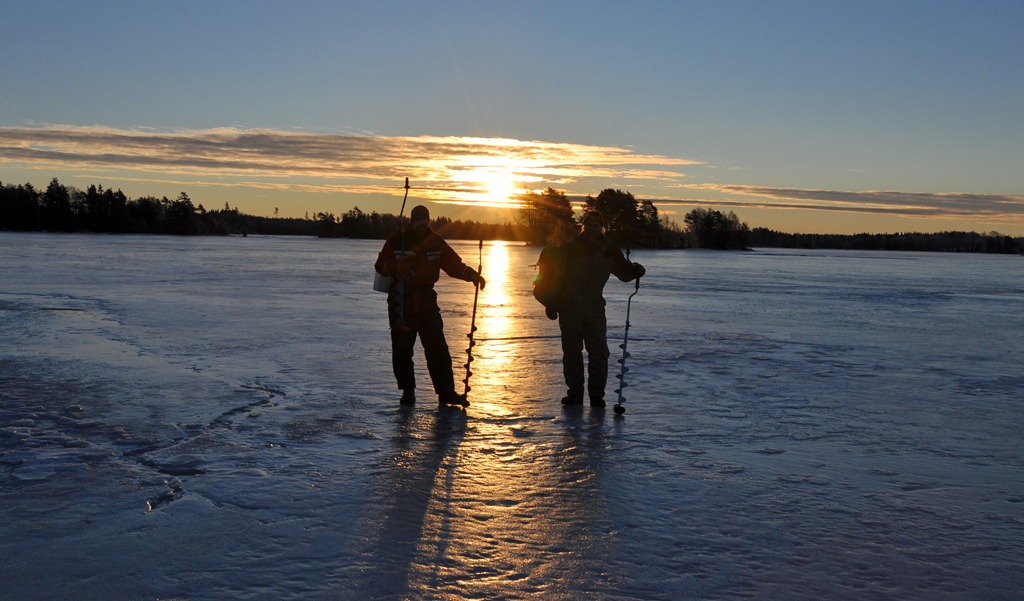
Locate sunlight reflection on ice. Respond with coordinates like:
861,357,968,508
2,234,1022,600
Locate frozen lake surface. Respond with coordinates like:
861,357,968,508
2,232,1022,600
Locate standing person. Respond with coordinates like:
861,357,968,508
554,210,645,408
375,205,486,407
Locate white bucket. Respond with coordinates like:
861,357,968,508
373,250,414,292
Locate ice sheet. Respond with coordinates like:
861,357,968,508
2,233,1022,600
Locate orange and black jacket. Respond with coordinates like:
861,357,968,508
374,226,479,291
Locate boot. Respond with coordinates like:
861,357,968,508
439,391,470,407
400,388,416,405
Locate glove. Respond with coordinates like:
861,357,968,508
632,262,646,279
474,274,486,290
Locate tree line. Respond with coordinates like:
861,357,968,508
516,187,677,248
2,177,1021,253
0,178,307,236
315,187,671,246
314,206,526,242
0,179,685,247
748,228,1022,253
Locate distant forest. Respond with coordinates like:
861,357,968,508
2,178,1022,254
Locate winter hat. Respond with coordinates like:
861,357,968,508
410,205,430,222
583,210,605,225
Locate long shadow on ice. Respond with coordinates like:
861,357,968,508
343,405,467,598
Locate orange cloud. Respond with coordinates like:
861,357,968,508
4,125,1021,229
677,184,1024,221
0,125,699,208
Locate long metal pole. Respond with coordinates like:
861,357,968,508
614,243,640,415
462,239,483,398
613,279,640,415
395,178,411,327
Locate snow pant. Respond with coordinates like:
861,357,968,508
558,303,610,402
388,289,456,398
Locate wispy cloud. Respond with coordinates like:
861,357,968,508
0,125,699,207
4,125,1022,228
668,184,1024,225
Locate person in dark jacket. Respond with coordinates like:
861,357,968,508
374,205,485,407
555,210,645,407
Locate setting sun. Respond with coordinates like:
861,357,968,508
480,170,518,208
442,148,548,211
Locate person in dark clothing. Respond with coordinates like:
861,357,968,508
555,210,645,407
374,205,486,407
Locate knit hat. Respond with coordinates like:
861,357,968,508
410,205,430,222
582,210,605,225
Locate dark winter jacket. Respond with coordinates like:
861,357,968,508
560,232,642,307
375,226,479,291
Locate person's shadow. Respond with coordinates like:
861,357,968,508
545,406,623,593
345,405,466,599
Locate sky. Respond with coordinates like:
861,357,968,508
2,1,1023,235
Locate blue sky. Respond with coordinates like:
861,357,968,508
3,1,1022,234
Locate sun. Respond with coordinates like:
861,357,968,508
477,169,520,209
450,150,538,210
